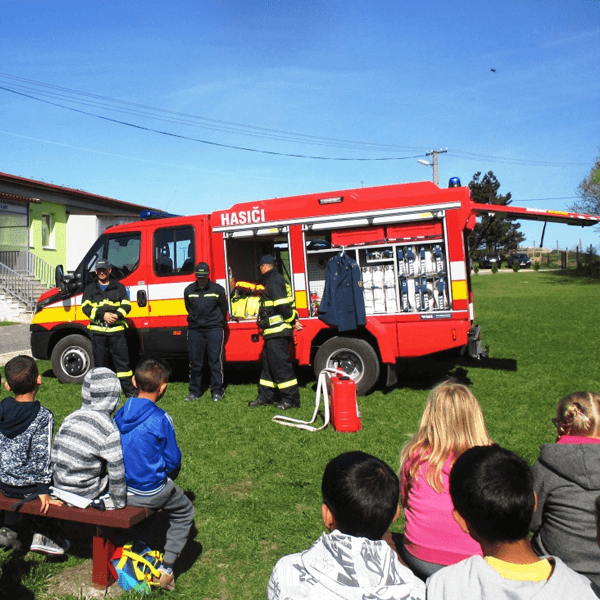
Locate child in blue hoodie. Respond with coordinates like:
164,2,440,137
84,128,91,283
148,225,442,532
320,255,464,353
115,357,194,591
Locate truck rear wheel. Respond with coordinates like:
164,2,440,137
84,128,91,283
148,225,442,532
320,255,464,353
314,337,380,396
51,334,94,384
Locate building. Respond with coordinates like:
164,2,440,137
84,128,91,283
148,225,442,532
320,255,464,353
0,171,160,320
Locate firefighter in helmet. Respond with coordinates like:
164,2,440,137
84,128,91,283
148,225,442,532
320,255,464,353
249,254,302,410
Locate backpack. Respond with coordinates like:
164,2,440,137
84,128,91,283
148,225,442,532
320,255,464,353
109,542,164,593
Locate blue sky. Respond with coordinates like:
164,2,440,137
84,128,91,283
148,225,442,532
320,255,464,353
1,0,599,250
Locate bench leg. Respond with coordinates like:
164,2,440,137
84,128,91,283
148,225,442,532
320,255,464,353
92,525,116,589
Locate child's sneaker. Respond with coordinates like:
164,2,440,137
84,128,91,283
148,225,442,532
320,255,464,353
30,532,71,555
0,526,21,551
153,564,175,591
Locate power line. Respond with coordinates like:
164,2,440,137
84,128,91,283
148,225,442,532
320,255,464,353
0,73,422,152
0,73,591,167
0,85,422,161
450,149,587,167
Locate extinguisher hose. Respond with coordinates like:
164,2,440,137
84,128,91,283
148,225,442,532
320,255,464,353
272,367,344,431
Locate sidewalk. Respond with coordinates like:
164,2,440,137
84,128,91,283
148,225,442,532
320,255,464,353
0,324,32,367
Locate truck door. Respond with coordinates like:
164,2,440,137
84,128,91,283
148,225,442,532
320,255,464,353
141,224,196,357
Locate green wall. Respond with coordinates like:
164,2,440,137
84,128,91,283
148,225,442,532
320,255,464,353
29,201,67,267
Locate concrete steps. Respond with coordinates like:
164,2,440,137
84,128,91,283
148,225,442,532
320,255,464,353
0,293,32,323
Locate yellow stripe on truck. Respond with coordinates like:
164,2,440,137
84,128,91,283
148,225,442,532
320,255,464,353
31,305,79,325
295,291,307,310
451,280,468,301
143,298,187,316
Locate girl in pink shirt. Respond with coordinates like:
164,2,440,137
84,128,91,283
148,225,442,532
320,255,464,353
393,380,491,580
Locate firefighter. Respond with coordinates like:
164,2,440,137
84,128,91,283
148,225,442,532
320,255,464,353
81,259,135,396
184,262,227,402
249,254,302,410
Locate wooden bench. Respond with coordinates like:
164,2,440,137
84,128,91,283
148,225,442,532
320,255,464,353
0,492,153,589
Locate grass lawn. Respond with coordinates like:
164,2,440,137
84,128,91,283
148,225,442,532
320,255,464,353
0,271,599,598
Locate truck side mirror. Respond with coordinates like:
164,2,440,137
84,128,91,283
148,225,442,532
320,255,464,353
55,265,66,292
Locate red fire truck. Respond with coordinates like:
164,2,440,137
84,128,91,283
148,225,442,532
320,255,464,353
30,179,600,395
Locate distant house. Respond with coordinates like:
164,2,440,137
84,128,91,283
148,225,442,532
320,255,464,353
0,171,161,319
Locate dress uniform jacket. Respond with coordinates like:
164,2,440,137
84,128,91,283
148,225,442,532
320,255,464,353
184,280,227,330
318,252,366,332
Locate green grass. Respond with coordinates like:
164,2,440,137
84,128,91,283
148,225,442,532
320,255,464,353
0,321,17,327
1,271,599,598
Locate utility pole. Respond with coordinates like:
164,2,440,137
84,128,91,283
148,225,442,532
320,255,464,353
418,149,447,185
426,149,447,186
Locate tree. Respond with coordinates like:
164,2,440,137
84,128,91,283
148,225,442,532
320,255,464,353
571,153,600,216
467,171,525,254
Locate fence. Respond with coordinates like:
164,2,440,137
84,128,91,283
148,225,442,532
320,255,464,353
535,246,600,278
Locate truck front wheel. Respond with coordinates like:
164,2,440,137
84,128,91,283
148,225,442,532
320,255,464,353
314,337,380,396
51,334,94,384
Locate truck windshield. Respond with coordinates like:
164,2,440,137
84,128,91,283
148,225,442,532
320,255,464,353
76,231,141,288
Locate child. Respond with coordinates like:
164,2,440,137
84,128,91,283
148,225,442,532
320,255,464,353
531,391,600,586
426,444,598,599
52,367,127,509
114,357,194,591
0,355,69,554
394,380,491,579
267,451,426,600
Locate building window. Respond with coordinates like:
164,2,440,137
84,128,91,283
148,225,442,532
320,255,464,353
41,213,54,248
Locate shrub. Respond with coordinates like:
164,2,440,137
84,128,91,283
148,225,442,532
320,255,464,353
491,263,499,274
512,262,520,273
473,263,479,275
533,262,541,272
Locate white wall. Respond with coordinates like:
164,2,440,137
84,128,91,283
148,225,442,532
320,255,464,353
66,215,98,272
65,214,141,272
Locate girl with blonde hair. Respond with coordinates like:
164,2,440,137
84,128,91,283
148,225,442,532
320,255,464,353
531,391,600,586
396,380,491,580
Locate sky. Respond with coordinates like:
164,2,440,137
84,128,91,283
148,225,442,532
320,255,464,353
1,0,599,251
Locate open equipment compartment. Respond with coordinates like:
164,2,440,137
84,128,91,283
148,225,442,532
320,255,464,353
304,218,449,317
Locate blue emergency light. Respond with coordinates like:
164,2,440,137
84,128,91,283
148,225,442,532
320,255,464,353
140,210,181,220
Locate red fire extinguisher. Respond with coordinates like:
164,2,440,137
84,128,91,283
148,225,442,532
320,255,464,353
330,374,362,432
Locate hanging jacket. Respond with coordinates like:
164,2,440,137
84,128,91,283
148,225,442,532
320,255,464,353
81,276,131,335
318,252,367,332
184,279,227,330
267,530,426,600
258,268,297,339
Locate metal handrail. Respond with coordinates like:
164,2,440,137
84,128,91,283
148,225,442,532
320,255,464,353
0,250,54,288
0,262,36,310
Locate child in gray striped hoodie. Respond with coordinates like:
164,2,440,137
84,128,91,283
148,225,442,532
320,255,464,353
52,367,126,509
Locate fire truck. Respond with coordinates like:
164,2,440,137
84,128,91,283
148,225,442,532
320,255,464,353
30,179,600,395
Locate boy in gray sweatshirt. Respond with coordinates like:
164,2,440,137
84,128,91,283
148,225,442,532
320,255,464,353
426,445,598,600
52,367,126,508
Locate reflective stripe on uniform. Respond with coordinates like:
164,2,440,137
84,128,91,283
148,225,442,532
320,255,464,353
88,324,126,333
278,378,298,389
117,370,133,378
259,378,276,388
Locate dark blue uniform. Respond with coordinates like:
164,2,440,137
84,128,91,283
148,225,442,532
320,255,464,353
184,279,227,400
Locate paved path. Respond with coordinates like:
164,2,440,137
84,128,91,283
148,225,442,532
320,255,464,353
0,324,32,366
